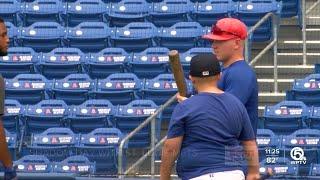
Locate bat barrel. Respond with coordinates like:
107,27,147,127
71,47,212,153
169,50,188,97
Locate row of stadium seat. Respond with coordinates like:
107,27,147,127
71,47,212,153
287,73,320,107
259,157,320,177
0,47,211,79
6,21,213,53
13,155,96,175
1,0,285,27
4,73,191,106
257,128,320,175
262,100,320,135
5,20,274,53
6,127,124,174
4,99,163,145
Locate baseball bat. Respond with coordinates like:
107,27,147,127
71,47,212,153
169,50,187,97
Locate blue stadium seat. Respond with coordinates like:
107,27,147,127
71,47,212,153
65,22,110,53
180,48,212,77
5,22,18,47
309,163,320,176
18,22,65,53
263,101,308,135
141,74,191,120
23,100,68,135
0,47,37,79
86,48,130,79
38,48,85,80
75,128,124,174
66,0,107,27
256,129,282,162
110,22,158,52
149,0,194,27
0,0,20,25
287,74,320,106
113,100,160,147
3,99,22,133
190,0,233,26
68,99,115,133
308,107,320,129
50,74,94,105
158,22,204,51
281,0,299,18
233,0,281,42
282,129,320,175
54,155,95,174
130,47,169,79
21,0,66,26
5,74,50,104
23,128,80,162
259,158,299,177
5,129,18,161
92,73,143,105
108,0,152,27
14,155,53,173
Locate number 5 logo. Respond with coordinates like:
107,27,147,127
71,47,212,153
290,147,305,161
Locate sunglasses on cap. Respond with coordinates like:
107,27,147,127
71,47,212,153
210,25,241,39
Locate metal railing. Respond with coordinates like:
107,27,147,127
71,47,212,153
118,95,177,179
245,12,280,93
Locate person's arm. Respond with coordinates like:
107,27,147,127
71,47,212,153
0,120,12,168
160,136,183,180
0,76,12,168
241,140,260,180
237,104,259,180
161,104,187,180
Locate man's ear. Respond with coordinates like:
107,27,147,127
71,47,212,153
189,76,196,84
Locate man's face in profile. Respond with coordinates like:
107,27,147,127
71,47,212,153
0,22,9,56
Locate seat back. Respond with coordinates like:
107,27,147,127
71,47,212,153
19,22,65,52
53,155,95,174
14,155,53,173
94,73,142,105
40,48,84,79
263,101,308,135
159,22,204,51
24,99,68,134
151,0,194,27
114,100,159,147
67,0,107,26
111,22,157,52
87,48,129,79
130,47,169,78
52,74,94,105
0,47,37,77
22,0,65,26
5,74,50,104
69,99,115,133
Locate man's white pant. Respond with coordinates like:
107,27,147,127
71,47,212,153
189,170,245,180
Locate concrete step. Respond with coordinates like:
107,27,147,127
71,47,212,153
252,50,320,66
254,65,314,79
258,79,293,93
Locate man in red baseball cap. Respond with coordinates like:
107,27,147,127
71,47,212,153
202,18,259,132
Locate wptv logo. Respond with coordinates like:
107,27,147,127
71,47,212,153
290,147,307,165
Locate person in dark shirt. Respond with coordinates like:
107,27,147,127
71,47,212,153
178,18,259,136
0,17,17,180
160,54,259,180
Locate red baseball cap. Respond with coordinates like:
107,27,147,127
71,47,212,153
202,18,248,41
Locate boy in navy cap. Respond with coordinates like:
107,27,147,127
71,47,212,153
160,54,260,180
